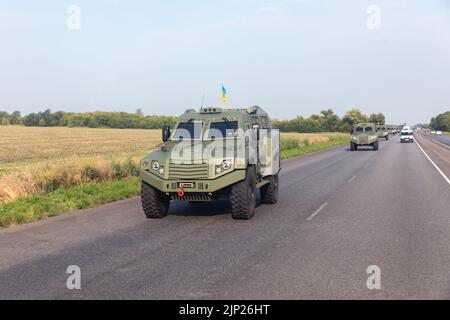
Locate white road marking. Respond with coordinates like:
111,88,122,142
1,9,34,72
415,139,450,186
307,202,328,221
347,176,357,183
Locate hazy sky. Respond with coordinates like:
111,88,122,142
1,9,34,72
1,0,450,125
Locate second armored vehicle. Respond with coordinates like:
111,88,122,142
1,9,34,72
377,126,389,141
350,123,379,151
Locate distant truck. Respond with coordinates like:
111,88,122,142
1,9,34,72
140,106,280,220
350,123,379,151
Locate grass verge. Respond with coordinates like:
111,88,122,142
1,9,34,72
0,178,140,227
281,136,348,160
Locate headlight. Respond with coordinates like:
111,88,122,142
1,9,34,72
352,136,358,140
215,160,232,175
151,161,160,171
222,160,232,170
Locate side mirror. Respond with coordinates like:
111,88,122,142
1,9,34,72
162,125,171,142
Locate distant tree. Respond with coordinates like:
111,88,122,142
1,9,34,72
369,113,386,125
320,109,341,132
0,111,10,125
430,111,450,131
1,117,10,126
10,111,21,125
341,109,369,131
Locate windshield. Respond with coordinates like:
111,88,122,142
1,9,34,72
171,121,203,140
207,121,239,139
402,131,413,136
355,127,374,133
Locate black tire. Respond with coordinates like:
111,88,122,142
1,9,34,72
386,136,389,141
230,168,256,220
373,141,379,151
261,174,279,204
141,182,170,218
350,142,357,151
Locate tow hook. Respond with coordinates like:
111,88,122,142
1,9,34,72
178,186,185,198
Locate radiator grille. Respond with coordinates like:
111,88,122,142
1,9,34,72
168,163,209,180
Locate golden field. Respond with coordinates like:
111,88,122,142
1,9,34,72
0,126,161,173
0,126,348,204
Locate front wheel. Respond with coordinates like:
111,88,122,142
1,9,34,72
373,141,379,151
230,168,256,220
261,174,279,204
141,182,170,218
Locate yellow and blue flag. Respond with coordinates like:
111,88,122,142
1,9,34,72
221,85,227,104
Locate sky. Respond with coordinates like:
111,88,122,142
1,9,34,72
1,0,450,125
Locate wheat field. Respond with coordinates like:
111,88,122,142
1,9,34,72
0,126,161,173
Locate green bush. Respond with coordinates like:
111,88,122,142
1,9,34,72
281,138,299,150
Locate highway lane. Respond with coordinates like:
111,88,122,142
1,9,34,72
0,136,449,299
423,133,450,147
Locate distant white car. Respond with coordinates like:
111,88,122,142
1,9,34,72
400,130,414,143
436,131,443,135
430,131,436,135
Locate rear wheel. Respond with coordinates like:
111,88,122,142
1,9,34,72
261,174,279,204
373,141,379,151
141,182,170,218
230,168,256,220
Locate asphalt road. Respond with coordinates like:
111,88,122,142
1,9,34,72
0,135,449,300
422,133,450,147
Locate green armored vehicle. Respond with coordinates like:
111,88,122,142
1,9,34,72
377,126,389,140
140,106,280,220
350,123,379,151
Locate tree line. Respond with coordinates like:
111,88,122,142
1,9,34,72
272,109,386,132
430,111,450,131
0,109,178,129
0,108,387,132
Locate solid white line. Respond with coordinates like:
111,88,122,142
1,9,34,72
415,139,450,186
307,202,328,221
347,176,356,183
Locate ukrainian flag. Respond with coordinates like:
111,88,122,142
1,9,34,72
221,85,227,104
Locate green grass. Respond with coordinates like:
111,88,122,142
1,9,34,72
0,135,349,228
0,178,140,227
281,136,348,160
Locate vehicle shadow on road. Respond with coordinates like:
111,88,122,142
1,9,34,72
168,195,263,217
345,148,376,152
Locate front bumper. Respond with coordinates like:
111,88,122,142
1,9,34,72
141,169,247,193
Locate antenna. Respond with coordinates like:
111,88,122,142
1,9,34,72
201,93,206,108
